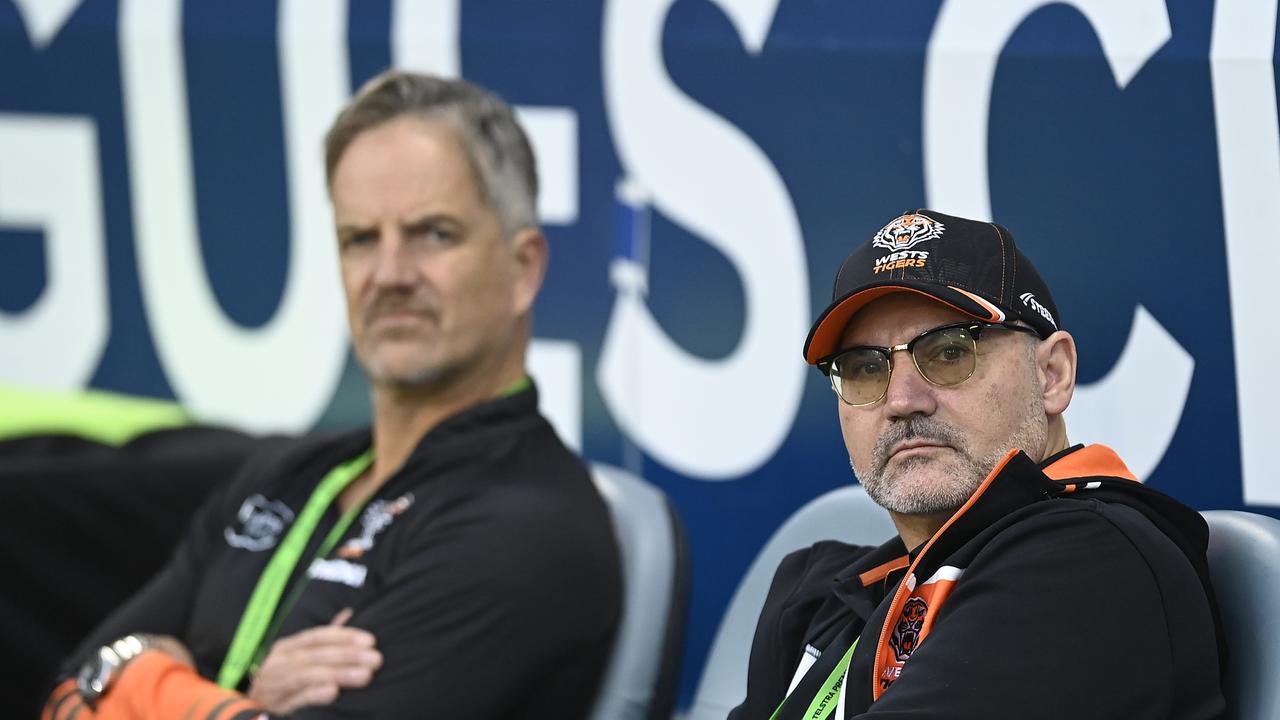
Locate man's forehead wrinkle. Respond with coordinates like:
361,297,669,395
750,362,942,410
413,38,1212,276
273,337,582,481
401,209,461,226
332,168,483,233
343,165,473,207
389,201,467,227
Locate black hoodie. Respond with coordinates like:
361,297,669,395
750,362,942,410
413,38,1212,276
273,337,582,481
731,445,1226,720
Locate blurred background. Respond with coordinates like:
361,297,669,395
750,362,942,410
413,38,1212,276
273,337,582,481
3,0,1278,714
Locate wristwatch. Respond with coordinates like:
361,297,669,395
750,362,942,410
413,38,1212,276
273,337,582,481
76,634,152,707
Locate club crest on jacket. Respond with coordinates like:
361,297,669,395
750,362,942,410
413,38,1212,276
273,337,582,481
889,596,929,661
224,494,296,551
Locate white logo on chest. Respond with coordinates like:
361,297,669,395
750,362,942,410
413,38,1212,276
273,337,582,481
224,494,295,551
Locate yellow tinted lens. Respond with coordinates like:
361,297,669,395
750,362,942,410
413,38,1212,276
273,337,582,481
914,326,976,386
832,348,890,404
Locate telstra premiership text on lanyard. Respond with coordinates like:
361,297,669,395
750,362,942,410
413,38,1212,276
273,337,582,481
770,638,859,720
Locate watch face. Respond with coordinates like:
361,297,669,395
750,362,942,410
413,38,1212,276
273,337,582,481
75,656,99,692
77,645,120,703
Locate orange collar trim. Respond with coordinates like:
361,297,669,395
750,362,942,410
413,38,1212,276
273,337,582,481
858,556,911,587
1042,444,1137,482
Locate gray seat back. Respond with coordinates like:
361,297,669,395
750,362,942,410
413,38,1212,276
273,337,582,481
688,485,895,720
589,463,688,720
1202,510,1280,720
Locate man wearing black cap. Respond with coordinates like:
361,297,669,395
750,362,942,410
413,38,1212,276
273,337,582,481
731,210,1225,719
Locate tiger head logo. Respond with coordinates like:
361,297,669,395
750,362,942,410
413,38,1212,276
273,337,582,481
889,597,929,661
871,213,945,251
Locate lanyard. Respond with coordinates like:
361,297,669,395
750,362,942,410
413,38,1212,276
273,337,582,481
770,638,858,720
499,376,531,397
247,487,374,676
216,449,375,689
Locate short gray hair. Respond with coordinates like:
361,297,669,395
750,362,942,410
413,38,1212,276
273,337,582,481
325,70,538,234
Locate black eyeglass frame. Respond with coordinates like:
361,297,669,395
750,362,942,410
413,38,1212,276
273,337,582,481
816,320,1042,407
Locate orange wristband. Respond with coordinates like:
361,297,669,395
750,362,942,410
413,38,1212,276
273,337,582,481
95,652,264,720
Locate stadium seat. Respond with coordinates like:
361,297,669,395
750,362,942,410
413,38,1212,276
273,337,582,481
1201,510,1280,720
589,463,689,720
687,486,896,720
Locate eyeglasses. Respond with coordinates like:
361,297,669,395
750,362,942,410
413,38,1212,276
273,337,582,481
817,321,1041,406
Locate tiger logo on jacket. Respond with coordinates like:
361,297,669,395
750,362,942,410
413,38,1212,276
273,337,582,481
889,596,928,661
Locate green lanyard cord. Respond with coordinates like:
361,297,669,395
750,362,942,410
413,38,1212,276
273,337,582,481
769,638,858,720
246,493,371,675
498,375,531,398
217,449,375,690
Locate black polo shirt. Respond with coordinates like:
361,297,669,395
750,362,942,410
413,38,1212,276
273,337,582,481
61,385,622,718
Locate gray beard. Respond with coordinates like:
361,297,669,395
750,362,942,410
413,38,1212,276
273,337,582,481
367,363,448,390
854,405,1047,515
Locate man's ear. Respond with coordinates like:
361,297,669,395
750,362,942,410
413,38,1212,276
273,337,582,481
509,227,548,317
1037,330,1077,418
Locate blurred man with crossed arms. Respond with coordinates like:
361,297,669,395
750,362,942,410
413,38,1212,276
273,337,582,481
45,71,620,720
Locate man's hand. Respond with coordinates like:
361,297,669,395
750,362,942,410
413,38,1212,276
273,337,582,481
247,608,383,715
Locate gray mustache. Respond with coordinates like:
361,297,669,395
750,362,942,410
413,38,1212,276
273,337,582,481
362,293,439,326
872,416,965,472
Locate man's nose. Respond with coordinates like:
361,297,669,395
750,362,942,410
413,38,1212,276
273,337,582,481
372,230,416,287
883,349,937,419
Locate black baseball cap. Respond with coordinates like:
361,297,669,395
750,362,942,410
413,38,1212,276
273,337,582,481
803,209,1061,364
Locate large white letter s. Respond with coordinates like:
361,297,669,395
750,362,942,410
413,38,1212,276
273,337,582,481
600,0,808,479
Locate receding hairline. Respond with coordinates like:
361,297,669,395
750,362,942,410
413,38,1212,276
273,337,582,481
328,112,494,210
323,71,539,234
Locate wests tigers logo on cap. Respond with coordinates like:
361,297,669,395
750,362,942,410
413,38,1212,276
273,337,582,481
871,213,945,251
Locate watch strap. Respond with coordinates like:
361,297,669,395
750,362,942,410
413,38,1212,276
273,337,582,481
78,634,153,707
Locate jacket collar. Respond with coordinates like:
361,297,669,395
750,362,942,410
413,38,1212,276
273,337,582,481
319,381,544,489
830,444,1133,616
831,536,910,613
1041,443,1136,482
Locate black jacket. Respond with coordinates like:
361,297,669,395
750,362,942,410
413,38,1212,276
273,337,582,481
731,445,1225,719
59,384,622,719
